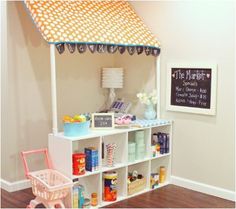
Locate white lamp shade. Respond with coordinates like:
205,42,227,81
102,68,124,88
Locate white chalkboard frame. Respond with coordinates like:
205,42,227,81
91,113,114,129
166,63,217,115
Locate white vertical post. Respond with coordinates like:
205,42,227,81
50,44,58,134
156,55,161,119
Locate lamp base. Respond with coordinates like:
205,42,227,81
108,88,115,108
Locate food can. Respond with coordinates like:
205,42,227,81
73,153,86,175
91,193,98,206
103,171,117,201
159,166,166,183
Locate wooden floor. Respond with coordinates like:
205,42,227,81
1,185,235,208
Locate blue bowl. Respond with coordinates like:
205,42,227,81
64,121,90,137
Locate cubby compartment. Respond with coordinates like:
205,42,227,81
150,125,171,158
72,173,101,208
102,167,127,206
102,133,127,169
128,129,151,164
150,156,171,189
127,161,149,196
72,137,101,177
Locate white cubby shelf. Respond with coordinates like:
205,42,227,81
48,120,172,208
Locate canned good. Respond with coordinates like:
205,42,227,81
150,173,159,189
159,166,166,183
103,172,117,201
91,193,98,206
73,153,86,175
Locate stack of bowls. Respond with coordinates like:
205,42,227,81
135,131,146,160
128,142,136,162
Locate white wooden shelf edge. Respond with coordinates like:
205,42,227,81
101,196,126,207
101,163,127,172
127,158,150,166
51,120,172,142
72,154,171,180
100,182,170,207
151,153,171,160
72,170,100,180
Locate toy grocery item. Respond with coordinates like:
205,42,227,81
151,132,169,157
72,153,86,175
103,172,117,201
157,132,170,154
159,166,166,183
78,185,85,208
127,170,146,195
106,143,117,167
115,114,132,125
150,173,159,189
21,149,73,209
73,183,80,208
85,147,99,172
91,193,98,206
63,114,91,137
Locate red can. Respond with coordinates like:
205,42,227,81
72,153,85,175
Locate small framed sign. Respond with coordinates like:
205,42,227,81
91,113,114,129
166,63,217,115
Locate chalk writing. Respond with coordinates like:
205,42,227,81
171,68,211,109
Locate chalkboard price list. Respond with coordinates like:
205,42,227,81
171,68,212,109
93,114,114,128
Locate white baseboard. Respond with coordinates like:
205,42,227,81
171,175,235,201
0,178,31,192
1,176,235,202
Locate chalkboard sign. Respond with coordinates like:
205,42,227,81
91,113,114,129
166,64,217,115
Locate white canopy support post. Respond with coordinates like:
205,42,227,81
156,55,161,119
50,44,58,134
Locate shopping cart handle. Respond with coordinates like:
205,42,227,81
21,148,53,178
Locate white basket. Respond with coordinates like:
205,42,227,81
29,169,72,201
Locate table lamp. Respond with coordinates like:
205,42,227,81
102,68,124,109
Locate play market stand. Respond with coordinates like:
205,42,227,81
23,0,171,208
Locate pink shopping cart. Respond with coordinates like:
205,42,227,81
21,148,73,208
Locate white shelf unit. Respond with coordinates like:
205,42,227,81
48,120,172,208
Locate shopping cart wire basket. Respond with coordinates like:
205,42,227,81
21,148,73,208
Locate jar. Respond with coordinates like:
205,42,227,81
91,193,98,206
159,166,166,183
104,171,117,201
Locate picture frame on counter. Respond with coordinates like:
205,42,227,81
166,63,217,115
91,113,115,129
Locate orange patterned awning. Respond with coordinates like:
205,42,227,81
24,0,161,56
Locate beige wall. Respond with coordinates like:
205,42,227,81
1,2,114,181
114,53,156,118
1,1,235,193
130,1,235,191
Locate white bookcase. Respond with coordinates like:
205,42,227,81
48,120,172,208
